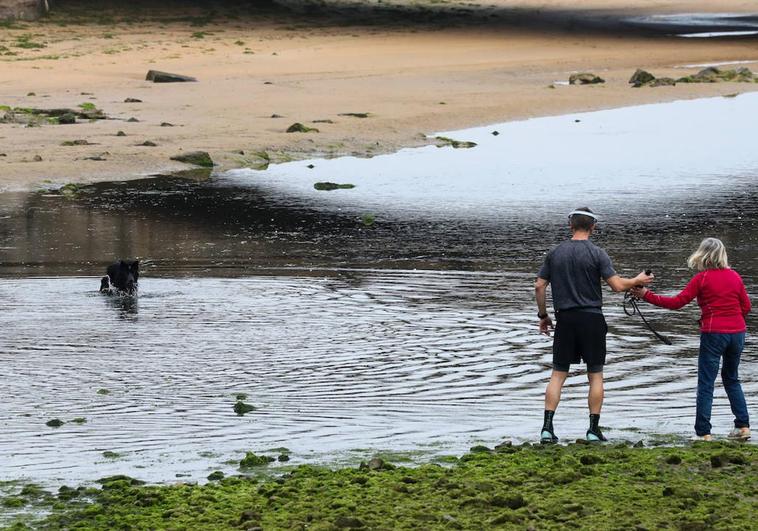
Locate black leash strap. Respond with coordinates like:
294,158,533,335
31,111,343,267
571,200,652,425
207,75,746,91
623,291,672,345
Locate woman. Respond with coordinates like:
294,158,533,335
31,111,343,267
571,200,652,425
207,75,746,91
631,238,751,441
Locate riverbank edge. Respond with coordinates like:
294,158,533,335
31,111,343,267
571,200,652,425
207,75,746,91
4,1,758,191
3,441,756,530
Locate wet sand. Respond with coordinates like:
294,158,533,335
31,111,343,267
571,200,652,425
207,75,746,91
1,0,758,190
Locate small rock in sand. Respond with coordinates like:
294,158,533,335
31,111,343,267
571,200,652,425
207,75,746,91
145,70,197,83
170,151,214,167
629,69,656,87
569,72,605,85
286,122,319,133
124,98,142,103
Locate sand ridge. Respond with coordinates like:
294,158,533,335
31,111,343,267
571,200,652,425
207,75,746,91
1,0,758,190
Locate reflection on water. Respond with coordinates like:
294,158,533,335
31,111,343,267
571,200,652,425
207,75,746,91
1,95,757,485
624,13,758,38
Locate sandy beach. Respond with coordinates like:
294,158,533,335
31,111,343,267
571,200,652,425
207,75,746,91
1,0,758,190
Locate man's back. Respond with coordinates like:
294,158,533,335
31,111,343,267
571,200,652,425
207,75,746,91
538,240,616,312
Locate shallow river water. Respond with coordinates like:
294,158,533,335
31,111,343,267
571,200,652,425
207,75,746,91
1,94,757,485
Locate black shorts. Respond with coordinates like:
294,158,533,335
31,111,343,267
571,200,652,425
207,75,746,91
552,310,607,373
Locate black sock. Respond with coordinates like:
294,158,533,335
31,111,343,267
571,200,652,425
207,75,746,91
543,410,555,432
589,413,601,433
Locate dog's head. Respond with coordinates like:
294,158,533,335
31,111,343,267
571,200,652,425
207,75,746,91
120,260,139,293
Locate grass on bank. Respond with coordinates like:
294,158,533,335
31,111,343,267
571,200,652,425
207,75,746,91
1,442,756,530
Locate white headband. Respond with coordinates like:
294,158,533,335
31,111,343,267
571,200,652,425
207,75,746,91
568,210,598,221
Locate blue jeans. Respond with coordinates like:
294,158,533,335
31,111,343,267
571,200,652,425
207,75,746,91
696,332,750,436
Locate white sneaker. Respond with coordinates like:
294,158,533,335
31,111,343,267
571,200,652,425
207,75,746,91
728,427,751,440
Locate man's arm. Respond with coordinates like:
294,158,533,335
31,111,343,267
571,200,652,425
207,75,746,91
605,272,654,293
535,277,553,336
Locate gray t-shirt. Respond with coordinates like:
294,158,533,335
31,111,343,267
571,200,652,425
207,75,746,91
537,240,616,312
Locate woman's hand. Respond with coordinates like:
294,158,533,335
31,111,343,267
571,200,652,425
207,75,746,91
630,286,648,299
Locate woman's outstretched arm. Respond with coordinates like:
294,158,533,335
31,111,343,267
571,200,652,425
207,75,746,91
641,274,702,310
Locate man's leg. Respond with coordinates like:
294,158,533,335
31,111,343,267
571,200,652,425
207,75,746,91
586,369,607,441
545,369,569,411
542,369,568,443
587,370,604,414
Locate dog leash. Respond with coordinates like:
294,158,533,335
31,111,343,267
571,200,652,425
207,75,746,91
623,272,672,345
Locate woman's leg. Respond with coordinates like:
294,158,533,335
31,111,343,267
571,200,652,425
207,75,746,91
722,332,750,429
696,333,724,436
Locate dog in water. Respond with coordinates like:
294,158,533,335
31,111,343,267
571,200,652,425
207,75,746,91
100,260,139,295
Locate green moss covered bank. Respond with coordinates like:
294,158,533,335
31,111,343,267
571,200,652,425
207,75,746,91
4,442,756,530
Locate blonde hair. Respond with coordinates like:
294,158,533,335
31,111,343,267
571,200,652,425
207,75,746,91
687,238,729,270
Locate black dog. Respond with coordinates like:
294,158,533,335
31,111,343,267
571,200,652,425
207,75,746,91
100,260,139,295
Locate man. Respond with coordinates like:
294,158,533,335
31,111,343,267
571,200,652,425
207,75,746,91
535,208,653,443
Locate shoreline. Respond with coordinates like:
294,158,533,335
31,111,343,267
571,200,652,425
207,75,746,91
3,442,756,529
2,1,758,191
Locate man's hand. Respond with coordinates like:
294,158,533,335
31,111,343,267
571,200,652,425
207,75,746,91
634,271,654,286
539,316,554,336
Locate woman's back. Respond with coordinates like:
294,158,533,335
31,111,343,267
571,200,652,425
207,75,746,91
643,268,750,333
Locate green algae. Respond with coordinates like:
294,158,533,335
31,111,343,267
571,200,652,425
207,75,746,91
360,213,376,227
9,443,757,530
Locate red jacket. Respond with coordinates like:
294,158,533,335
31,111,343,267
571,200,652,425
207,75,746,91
643,268,751,333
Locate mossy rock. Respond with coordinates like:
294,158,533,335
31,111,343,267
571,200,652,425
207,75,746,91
334,516,365,528
233,401,256,415
60,139,91,146
46,418,64,428
59,183,80,197
240,452,275,468
434,136,477,149
170,151,214,167
469,445,492,454
629,68,656,86
314,182,355,191
649,77,676,87
58,113,76,124
286,122,319,133
207,471,225,481
96,475,145,489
